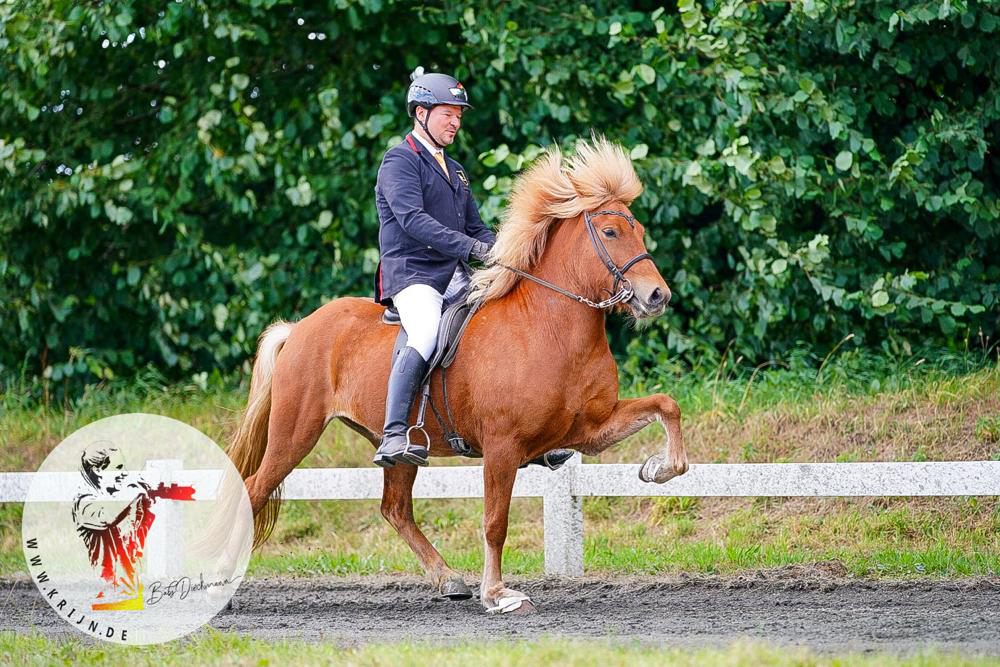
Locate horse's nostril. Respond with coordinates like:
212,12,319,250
649,287,664,306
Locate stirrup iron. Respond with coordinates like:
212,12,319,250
399,384,432,466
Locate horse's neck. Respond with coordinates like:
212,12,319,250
481,217,612,358
503,254,609,353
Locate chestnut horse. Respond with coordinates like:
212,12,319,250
226,137,689,614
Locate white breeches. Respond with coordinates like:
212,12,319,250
393,266,470,362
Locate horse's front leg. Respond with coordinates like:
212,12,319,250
480,450,536,615
584,394,688,484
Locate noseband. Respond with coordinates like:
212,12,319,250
500,210,654,310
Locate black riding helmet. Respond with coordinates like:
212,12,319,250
406,67,472,148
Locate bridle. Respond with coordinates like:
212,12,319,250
499,210,654,310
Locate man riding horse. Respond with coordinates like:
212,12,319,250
371,67,572,470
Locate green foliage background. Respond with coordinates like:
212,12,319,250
1,0,998,396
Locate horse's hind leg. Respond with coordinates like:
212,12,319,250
245,389,328,516
380,465,472,600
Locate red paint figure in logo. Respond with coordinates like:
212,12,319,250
72,444,195,611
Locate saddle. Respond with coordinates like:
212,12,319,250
381,286,484,457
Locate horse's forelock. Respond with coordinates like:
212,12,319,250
566,136,643,206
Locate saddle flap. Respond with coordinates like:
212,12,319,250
441,297,483,368
427,299,472,374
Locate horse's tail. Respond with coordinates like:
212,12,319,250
227,320,294,549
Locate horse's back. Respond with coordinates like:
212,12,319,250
275,296,390,364
291,295,381,333
268,296,393,414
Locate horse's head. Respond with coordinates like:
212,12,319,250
467,136,671,322
573,201,671,321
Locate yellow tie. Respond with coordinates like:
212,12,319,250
432,151,448,176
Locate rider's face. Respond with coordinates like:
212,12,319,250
417,105,463,146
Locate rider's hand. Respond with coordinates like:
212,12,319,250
470,240,493,262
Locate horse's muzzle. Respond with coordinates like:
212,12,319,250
628,286,670,318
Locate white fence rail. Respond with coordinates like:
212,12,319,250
5,457,1000,576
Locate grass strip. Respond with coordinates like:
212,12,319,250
2,632,999,667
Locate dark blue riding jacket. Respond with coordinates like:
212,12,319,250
373,133,496,307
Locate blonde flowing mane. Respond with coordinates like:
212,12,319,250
466,136,643,305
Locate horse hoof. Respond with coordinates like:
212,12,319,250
521,449,575,470
639,454,683,484
439,577,473,601
639,454,663,483
485,595,534,615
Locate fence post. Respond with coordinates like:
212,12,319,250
543,452,583,576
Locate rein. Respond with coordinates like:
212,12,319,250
499,210,653,310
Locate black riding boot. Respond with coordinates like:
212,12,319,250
520,449,576,470
373,346,430,467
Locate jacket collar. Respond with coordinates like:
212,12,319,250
412,130,443,156
407,133,458,191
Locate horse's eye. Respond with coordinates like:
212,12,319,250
602,228,617,238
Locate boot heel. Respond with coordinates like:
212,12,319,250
372,451,398,468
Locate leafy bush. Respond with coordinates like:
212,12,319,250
1,0,997,400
